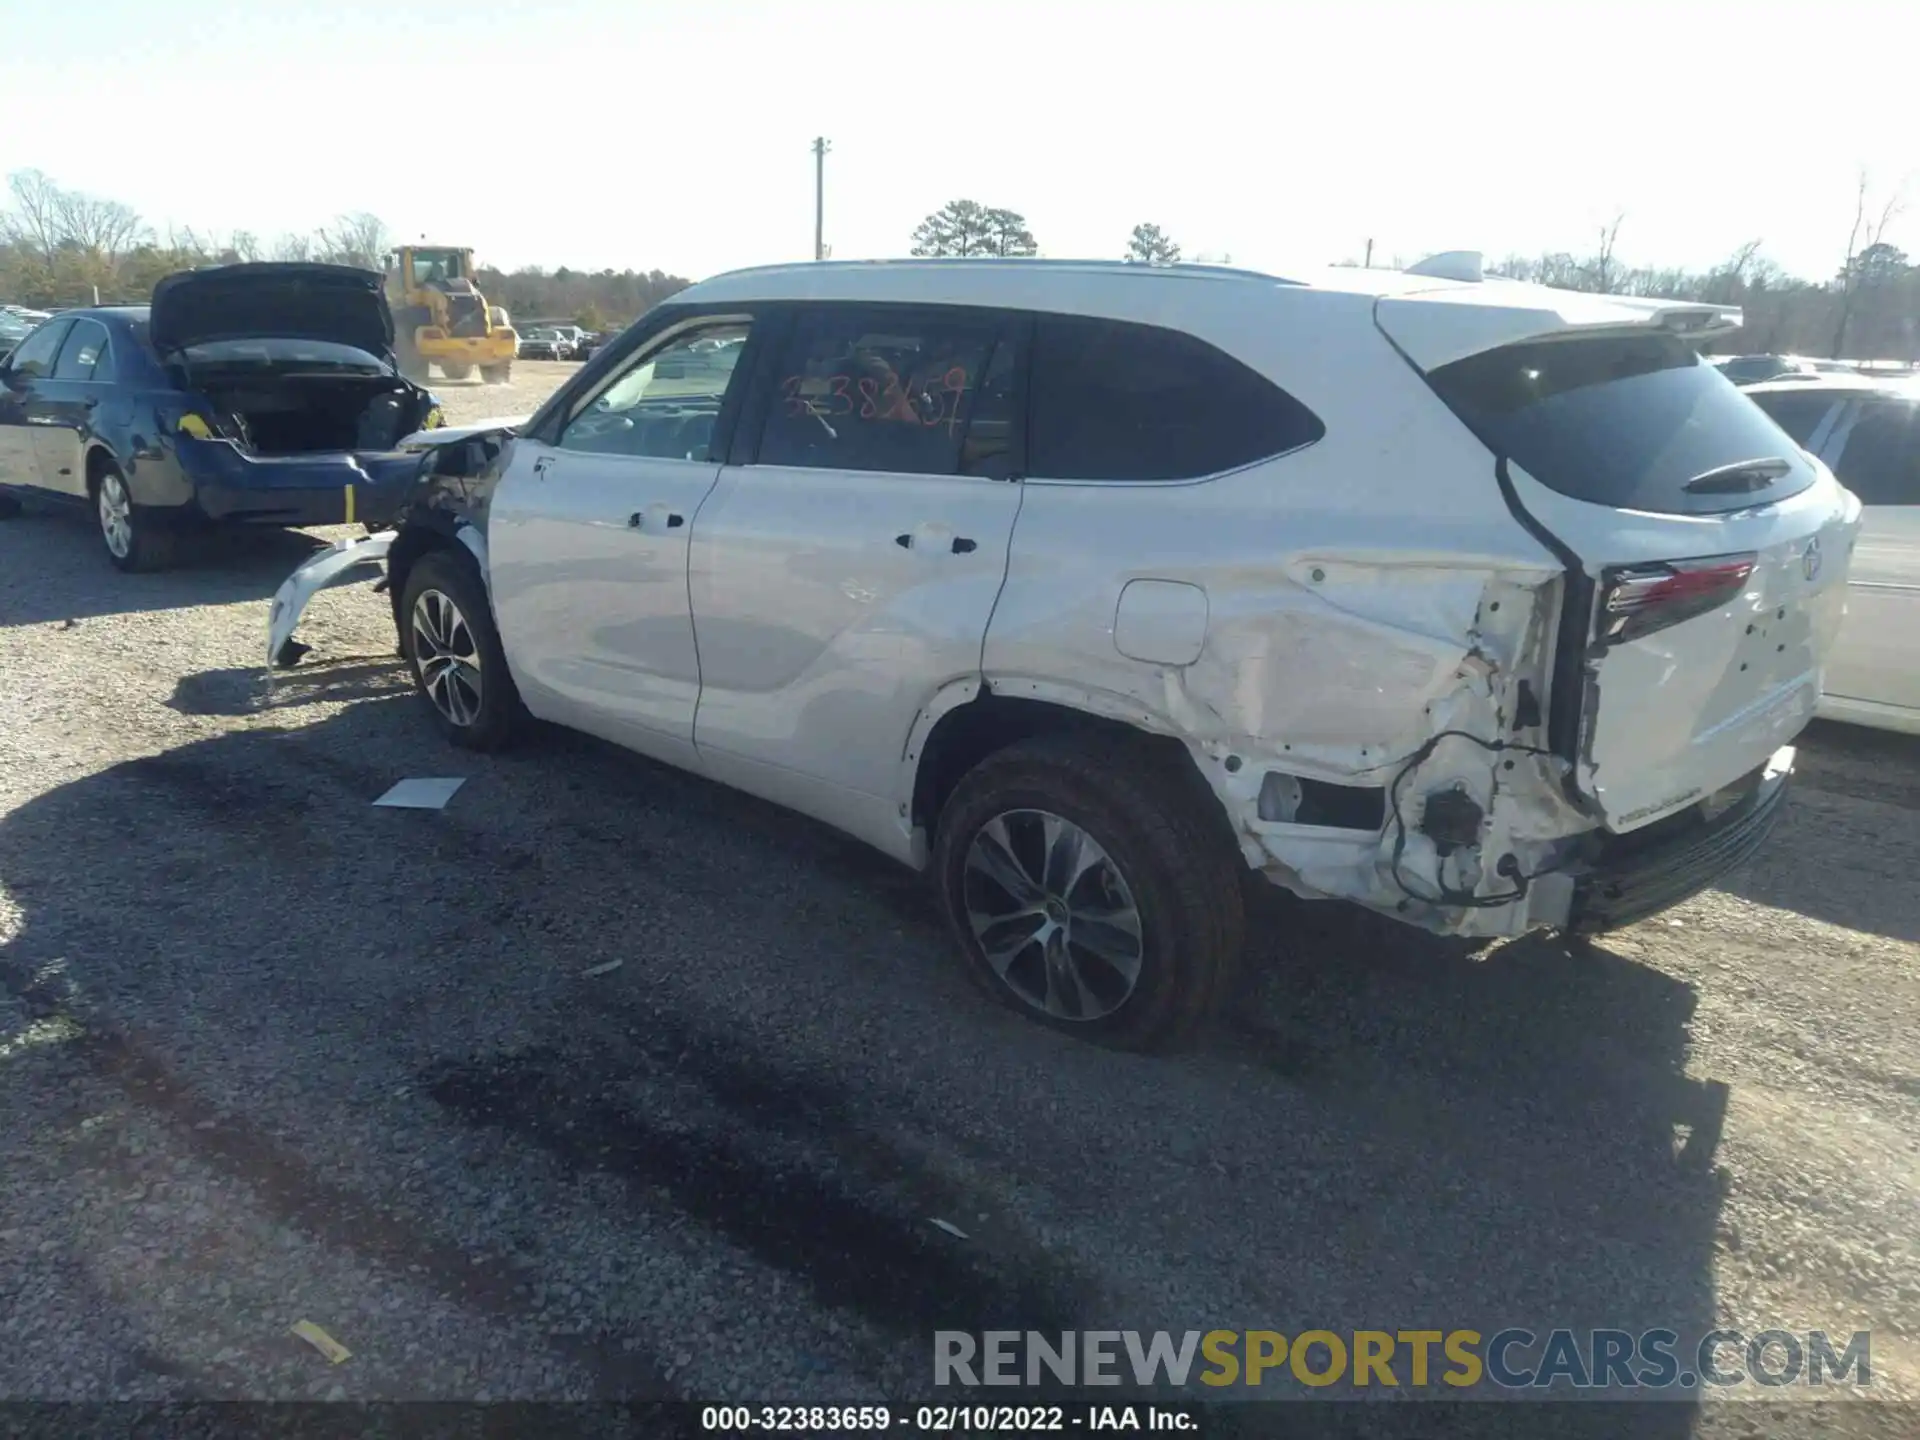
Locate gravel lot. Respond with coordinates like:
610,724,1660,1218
2,360,1917,1436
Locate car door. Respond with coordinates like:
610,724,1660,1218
1816,397,1920,714
0,318,74,490
486,313,760,769
687,303,1023,856
26,318,113,497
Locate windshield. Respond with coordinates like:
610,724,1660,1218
1426,332,1819,516
410,249,468,284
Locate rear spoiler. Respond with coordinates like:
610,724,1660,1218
1379,254,1744,370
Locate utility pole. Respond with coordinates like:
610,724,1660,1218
812,137,831,261
1363,238,1373,268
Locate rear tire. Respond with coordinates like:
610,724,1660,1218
398,550,524,751
440,361,473,381
480,362,512,384
931,732,1246,1053
93,462,177,573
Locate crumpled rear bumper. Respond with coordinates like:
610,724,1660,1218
1567,745,1795,933
178,439,424,529
265,530,397,668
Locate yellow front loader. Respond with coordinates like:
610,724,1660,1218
384,245,518,384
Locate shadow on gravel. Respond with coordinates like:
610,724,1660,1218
168,659,412,718
1713,721,1920,942
0,703,1728,1431
0,505,333,627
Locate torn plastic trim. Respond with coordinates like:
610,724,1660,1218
266,529,397,668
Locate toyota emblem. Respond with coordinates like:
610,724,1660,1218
1803,537,1822,583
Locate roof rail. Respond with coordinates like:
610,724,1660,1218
1404,251,1485,283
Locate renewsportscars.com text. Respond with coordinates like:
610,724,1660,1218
933,1329,1872,1392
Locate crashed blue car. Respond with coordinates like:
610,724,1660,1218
0,262,446,571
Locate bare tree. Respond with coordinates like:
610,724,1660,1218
1585,210,1626,293
229,230,262,263
315,212,391,271
53,189,145,259
270,232,315,262
1833,170,1906,355
2,170,68,263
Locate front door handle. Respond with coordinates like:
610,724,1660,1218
894,529,979,554
950,536,977,554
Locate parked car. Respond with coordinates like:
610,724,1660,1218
1746,374,1920,734
0,263,444,570
267,255,1858,1050
572,331,605,361
0,310,32,361
1714,354,1858,386
518,329,572,361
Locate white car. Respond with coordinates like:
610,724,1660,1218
1746,375,1920,734
269,254,1859,1050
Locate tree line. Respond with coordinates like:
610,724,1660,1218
7,167,1915,361
0,170,692,333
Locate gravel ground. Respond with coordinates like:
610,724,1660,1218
1,361,1916,1437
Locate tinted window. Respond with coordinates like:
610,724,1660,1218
5,319,73,380
1026,316,1323,482
558,320,749,460
758,309,1007,477
53,319,109,381
1427,334,1818,516
1833,402,1919,506
1748,391,1841,447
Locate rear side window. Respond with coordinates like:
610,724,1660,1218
1748,391,1841,448
1427,334,1818,516
1026,316,1324,481
5,319,72,380
53,319,110,380
1832,402,1920,505
757,308,1008,477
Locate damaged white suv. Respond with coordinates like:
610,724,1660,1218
270,254,1861,1050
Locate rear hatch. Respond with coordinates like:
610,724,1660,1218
1379,283,1861,832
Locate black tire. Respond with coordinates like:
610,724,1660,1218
398,549,524,751
480,362,512,384
440,361,474,382
931,732,1246,1053
93,461,177,573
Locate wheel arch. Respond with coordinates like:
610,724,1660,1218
386,516,491,654
905,677,1238,860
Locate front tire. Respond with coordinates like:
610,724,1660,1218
398,550,524,750
94,463,176,573
931,732,1246,1052
480,362,512,384
440,361,474,382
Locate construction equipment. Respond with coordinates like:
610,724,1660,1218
383,246,518,384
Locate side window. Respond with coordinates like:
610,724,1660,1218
4,319,73,381
53,320,109,381
1027,315,1325,482
1750,391,1840,448
1833,403,1920,506
557,320,751,460
757,308,1007,477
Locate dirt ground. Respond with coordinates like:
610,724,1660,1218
1,358,1916,1436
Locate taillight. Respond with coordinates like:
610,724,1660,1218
1598,553,1756,643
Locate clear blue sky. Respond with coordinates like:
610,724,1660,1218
1,0,1913,283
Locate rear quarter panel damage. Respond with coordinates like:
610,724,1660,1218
980,424,1589,936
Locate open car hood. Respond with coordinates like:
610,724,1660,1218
149,262,394,359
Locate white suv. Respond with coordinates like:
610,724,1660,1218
270,255,1861,1050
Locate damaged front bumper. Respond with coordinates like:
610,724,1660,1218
265,529,397,668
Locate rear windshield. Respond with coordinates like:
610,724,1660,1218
1427,333,1817,516
176,338,387,370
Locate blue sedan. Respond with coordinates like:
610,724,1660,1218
0,262,446,571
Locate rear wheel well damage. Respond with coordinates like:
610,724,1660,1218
908,691,1240,863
